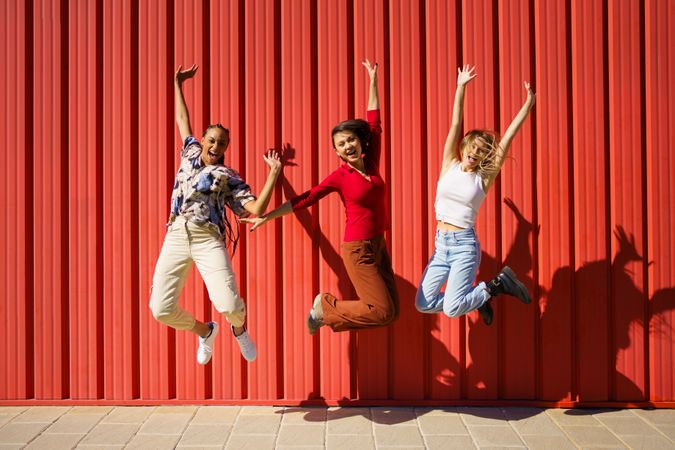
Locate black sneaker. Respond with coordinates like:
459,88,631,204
486,266,531,304
477,301,493,326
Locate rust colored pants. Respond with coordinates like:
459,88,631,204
321,234,400,331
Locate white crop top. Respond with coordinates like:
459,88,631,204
435,162,486,228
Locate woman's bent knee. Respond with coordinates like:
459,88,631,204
415,289,435,313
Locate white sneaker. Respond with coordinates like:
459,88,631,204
233,326,257,362
307,293,324,335
197,322,219,365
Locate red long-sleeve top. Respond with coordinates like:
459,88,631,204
290,109,388,242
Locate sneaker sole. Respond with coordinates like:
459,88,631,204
307,294,323,335
307,314,317,335
501,266,532,304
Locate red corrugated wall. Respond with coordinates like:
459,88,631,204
1,0,674,405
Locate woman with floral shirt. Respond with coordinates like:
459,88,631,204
149,64,282,365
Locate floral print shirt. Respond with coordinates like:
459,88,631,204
168,136,255,237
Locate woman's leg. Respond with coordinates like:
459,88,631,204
189,223,246,328
321,235,399,331
149,221,197,330
190,222,254,361
441,231,489,318
415,231,452,313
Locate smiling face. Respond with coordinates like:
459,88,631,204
461,137,489,171
332,130,363,164
200,127,230,166
459,130,498,173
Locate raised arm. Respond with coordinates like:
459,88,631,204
242,150,283,216
483,81,535,187
442,65,476,172
362,59,379,110
174,64,198,141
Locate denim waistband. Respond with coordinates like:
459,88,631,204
435,226,476,239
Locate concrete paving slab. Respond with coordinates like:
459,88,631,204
178,423,231,446
373,424,424,447
596,415,663,436
276,424,325,446
66,406,114,415
0,423,49,445
137,412,193,435
239,406,284,415
520,435,577,450
458,407,508,425
417,414,469,435
654,424,675,441
44,413,105,434
620,434,675,450
154,405,198,414
231,414,282,435
467,425,525,447
0,408,28,416
423,434,477,449
100,406,155,424
370,407,417,425
191,406,240,424
225,434,277,449
77,423,139,446
634,409,675,426
325,434,375,450
325,413,372,435
12,407,70,423
125,433,180,449
507,411,566,436
24,433,84,449
547,408,603,426
414,407,459,416
281,407,327,424
563,424,627,447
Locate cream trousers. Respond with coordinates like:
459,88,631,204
149,216,246,329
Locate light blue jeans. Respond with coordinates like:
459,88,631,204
416,227,490,317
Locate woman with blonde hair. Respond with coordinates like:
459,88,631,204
415,65,535,325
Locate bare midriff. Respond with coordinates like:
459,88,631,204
437,220,465,232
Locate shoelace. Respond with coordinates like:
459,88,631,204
199,337,213,354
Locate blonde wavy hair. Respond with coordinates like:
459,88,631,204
459,129,503,179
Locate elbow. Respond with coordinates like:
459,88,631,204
248,203,264,217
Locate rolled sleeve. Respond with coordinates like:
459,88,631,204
225,172,256,218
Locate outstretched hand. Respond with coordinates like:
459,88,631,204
240,216,268,232
263,149,282,172
362,59,378,82
175,64,198,84
457,64,476,87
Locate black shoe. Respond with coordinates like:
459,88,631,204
477,301,493,326
486,266,531,304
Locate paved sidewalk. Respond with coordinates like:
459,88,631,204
0,405,674,449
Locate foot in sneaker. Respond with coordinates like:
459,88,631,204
197,321,219,365
232,326,257,362
477,300,494,326
307,293,324,335
486,266,532,304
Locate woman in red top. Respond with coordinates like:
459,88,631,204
242,60,399,334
